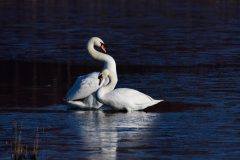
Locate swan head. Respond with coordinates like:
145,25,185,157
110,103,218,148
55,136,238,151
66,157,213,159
98,69,110,86
90,37,107,53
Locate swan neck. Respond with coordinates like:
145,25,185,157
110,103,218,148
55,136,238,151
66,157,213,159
87,39,104,61
97,71,118,102
87,39,117,74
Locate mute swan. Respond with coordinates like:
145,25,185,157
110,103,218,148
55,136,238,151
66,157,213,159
64,37,117,109
97,70,163,112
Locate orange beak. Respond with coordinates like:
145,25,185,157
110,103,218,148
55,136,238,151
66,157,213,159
100,43,107,53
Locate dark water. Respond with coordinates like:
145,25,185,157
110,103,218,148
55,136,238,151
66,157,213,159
0,0,240,159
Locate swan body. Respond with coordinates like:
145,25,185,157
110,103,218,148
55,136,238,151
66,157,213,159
64,37,117,109
65,72,108,109
97,70,163,112
99,88,162,111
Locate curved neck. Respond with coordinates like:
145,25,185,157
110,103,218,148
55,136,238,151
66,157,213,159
97,71,118,102
87,39,117,74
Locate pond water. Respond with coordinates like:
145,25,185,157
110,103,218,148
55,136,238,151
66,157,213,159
0,0,239,159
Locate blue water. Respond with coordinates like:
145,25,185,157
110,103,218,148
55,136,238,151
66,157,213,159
0,0,239,159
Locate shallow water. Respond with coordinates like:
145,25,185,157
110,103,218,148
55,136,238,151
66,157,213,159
0,0,240,159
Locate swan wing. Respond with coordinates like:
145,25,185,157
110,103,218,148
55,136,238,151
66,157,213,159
65,72,101,101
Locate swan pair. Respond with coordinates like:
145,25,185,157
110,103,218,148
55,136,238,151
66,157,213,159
64,37,163,111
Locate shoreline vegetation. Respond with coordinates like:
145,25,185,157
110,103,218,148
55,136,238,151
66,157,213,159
5,123,44,160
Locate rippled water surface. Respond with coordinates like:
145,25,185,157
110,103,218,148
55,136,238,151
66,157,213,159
0,0,240,159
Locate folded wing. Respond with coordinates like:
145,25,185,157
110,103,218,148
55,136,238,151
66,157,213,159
65,72,101,101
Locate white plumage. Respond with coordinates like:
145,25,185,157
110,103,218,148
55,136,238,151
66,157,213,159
97,70,163,112
64,37,116,109
101,88,163,111
65,72,107,101
65,37,164,111
65,72,108,109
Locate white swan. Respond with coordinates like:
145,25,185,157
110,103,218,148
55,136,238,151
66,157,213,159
64,37,117,109
97,69,164,112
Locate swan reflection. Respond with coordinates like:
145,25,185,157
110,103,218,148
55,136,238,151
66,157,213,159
72,110,157,160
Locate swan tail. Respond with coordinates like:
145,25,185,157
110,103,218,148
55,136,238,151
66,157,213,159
148,99,164,107
154,99,164,104
130,99,162,111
